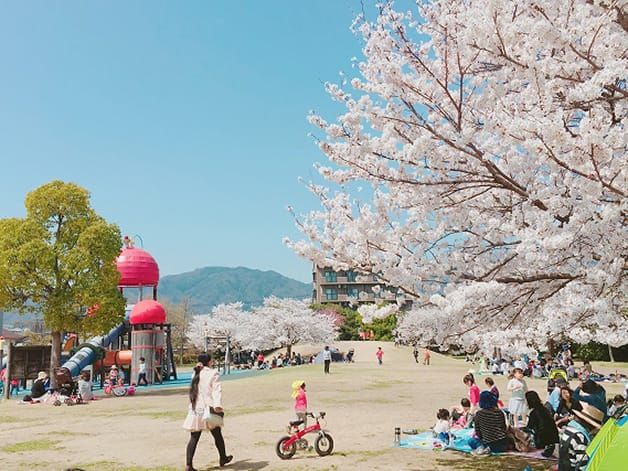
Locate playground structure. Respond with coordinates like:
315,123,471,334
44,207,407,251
60,238,177,386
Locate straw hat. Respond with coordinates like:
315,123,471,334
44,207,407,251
573,403,604,429
291,380,305,398
37,371,47,380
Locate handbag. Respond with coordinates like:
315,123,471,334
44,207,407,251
202,406,224,428
507,426,533,452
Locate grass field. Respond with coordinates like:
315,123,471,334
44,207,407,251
1,342,625,471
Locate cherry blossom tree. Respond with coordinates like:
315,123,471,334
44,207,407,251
253,297,336,357
188,302,257,351
188,298,336,355
358,303,398,323
287,1,627,353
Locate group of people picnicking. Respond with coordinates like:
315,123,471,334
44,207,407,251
429,363,627,470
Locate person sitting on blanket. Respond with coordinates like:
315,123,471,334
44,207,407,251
524,390,559,457
607,394,625,417
469,390,514,453
558,402,603,471
451,398,473,429
433,408,450,442
555,386,582,429
573,379,607,421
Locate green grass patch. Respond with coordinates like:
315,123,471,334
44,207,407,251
0,415,38,425
1,439,61,453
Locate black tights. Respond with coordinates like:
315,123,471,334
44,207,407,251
186,428,227,466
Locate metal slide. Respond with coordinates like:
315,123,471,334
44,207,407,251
61,323,127,377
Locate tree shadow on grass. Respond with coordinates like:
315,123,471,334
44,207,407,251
205,459,269,470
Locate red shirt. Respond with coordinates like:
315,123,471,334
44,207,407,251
376,350,384,359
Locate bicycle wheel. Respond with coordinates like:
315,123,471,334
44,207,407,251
314,432,334,456
112,387,127,397
275,436,296,460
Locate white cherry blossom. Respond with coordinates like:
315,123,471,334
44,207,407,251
287,1,627,352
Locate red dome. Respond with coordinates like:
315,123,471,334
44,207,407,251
129,300,166,325
116,247,159,287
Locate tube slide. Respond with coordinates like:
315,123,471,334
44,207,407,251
61,323,126,377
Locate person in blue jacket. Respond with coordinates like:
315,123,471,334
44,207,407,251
573,379,606,421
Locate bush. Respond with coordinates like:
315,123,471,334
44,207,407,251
364,314,397,341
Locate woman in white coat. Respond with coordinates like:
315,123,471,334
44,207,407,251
183,353,233,470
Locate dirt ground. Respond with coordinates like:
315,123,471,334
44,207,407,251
1,341,626,471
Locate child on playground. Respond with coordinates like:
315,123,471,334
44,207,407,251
292,380,308,427
10,378,19,395
433,408,450,442
109,365,119,384
138,357,148,386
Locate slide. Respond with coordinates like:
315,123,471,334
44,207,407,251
62,323,127,377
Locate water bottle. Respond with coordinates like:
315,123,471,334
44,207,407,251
394,427,401,446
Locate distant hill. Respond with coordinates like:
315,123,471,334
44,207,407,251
158,266,312,313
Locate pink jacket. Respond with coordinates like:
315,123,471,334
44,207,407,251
469,384,480,406
294,388,307,412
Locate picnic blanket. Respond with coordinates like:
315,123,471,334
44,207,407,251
399,429,556,460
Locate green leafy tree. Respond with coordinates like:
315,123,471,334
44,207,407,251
0,181,125,384
365,314,397,341
311,304,364,341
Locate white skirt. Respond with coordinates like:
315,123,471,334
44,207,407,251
508,397,529,416
182,405,218,432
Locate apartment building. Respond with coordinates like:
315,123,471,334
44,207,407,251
312,264,407,307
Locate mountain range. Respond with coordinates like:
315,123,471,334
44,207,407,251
0,267,312,326
158,266,312,313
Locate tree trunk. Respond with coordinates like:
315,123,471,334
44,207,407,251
49,330,62,388
287,344,292,358
608,344,615,363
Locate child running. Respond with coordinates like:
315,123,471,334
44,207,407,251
376,347,384,366
292,380,308,427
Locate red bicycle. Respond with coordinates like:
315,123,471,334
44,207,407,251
276,411,334,459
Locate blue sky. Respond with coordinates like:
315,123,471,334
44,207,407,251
0,1,373,282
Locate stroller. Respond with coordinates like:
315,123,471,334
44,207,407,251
547,367,568,393
52,367,83,406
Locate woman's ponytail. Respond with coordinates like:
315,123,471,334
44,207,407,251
189,364,203,409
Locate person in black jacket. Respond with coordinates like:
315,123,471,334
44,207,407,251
525,390,559,457
31,371,48,399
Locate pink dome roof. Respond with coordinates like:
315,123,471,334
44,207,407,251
129,300,166,325
116,247,159,287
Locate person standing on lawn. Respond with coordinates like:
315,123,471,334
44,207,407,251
322,346,332,374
